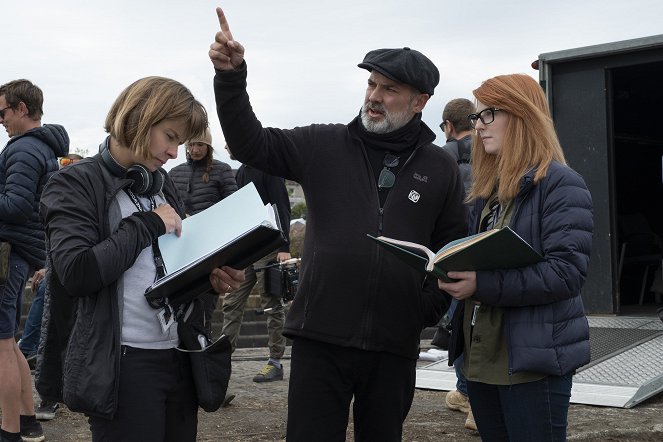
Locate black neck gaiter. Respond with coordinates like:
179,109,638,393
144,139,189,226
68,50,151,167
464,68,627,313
355,112,423,206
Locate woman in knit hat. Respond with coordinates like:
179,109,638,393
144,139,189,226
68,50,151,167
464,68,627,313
168,127,237,216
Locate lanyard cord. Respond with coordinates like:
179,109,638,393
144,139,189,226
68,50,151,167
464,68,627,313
124,189,167,278
124,189,170,314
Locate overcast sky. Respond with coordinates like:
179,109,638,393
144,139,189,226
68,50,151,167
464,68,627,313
2,0,662,170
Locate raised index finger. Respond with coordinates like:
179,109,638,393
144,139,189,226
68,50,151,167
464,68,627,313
216,7,234,42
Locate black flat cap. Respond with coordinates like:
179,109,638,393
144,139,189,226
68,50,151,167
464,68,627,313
358,47,439,95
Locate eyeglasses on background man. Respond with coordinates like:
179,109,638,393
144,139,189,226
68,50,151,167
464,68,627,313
0,105,14,119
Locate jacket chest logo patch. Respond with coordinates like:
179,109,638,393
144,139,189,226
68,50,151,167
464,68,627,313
408,190,420,203
413,172,428,183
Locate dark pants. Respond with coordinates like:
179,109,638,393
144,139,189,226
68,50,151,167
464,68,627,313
446,299,468,396
19,279,46,356
88,346,198,442
286,337,416,442
467,373,573,442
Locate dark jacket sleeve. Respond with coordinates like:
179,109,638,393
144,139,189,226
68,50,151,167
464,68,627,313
214,62,310,184
41,163,165,297
161,171,187,218
473,165,593,307
262,173,291,253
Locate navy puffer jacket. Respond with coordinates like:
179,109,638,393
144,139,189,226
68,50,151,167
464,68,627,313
463,161,593,376
0,124,69,268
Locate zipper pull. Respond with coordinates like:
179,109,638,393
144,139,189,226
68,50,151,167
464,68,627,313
471,304,480,326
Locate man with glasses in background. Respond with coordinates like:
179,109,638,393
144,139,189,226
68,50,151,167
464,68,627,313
0,79,69,442
209,8,467,441
438,98,478,431
441,98,476,199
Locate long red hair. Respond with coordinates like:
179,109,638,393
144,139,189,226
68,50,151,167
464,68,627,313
468,74,566,202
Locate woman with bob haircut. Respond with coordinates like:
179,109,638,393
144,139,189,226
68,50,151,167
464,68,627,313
440,73,593,441
40,76,244,441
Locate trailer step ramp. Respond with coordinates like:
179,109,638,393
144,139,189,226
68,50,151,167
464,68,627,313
415,316,663,408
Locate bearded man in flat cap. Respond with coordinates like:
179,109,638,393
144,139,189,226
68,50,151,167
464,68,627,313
210,8,466,441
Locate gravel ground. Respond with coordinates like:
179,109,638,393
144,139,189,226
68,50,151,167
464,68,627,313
9,345,663,441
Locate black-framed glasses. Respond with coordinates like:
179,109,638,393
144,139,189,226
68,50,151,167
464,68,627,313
0,105,13,119
439,120,447,131
378,153,399,189
468,107,501,129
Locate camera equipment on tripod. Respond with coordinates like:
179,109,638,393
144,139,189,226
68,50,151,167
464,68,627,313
258,258,301,302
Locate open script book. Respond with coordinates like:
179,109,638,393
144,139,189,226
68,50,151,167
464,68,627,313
367,226,543,282
144,183,287,305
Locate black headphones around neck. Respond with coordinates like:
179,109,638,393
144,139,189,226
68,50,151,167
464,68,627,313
99,137,164,197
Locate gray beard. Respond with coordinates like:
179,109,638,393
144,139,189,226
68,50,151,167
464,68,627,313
360,103,414,134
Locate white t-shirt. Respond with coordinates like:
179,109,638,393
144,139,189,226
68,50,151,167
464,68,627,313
116,190,179,349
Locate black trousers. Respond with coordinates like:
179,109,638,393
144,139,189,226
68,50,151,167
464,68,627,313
286,337,416,442
88,346,198,442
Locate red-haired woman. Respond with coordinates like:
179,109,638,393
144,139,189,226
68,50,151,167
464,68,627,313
441,73,593,441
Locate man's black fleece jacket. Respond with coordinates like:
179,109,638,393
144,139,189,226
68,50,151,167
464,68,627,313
214,62,467,359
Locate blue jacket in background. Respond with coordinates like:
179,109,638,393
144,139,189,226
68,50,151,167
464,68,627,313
0,124,69,268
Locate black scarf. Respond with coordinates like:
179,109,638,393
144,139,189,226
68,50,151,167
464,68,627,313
356,112,423,155
354,112,424,206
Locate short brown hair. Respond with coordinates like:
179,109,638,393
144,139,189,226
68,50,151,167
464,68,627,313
104,76,208,160
442,98,475,132
0,79,44,120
